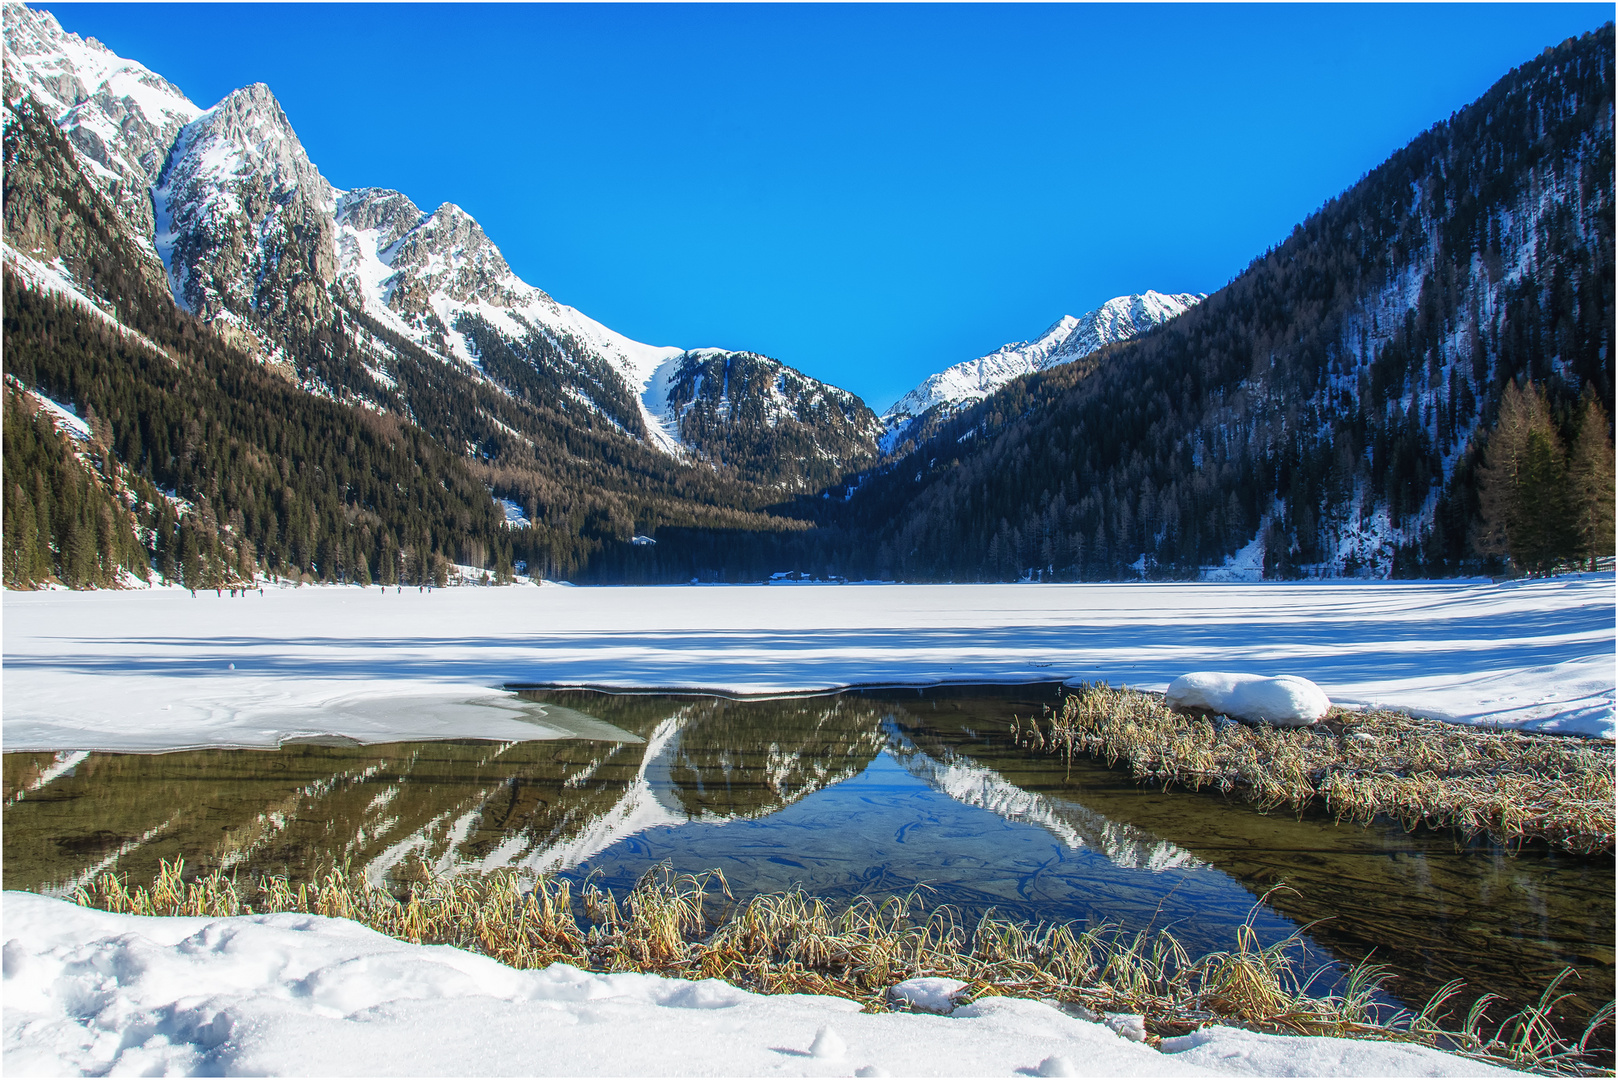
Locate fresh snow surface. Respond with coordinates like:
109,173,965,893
1201,520,1270,582
0,892,1522,1078
495,497,531,528
3,576,1612,752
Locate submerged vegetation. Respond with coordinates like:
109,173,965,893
1013,684,1616,855
76,859,1613,1075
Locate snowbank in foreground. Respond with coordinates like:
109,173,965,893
0,892,1517,1077
3,575,1612,751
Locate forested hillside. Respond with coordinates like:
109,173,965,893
660,350,882,491
844,26,1615,582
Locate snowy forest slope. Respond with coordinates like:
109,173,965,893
844,26,1614,583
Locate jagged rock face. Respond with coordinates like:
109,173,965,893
1,91,172,313
2,4,199,240
387,203,526,314
153,82,339,338
336,192,530,325
335,188,423,248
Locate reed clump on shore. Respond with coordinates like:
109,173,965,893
77,860,1613,1076
1011,684,1616,855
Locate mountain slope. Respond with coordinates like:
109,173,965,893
656,349,881,490
0,42,800,587
848,26,1614,582
0,2,886,586
881,291,1203,453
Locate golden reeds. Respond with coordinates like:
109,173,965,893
74,860,1612,1076
1011,684,1616,854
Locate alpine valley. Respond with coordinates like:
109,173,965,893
2,4,1612,588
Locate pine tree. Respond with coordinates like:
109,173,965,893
1566,388,1617,568
1514,425,1571,573
1476,380,1547,569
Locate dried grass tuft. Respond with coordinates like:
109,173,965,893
1010,684,1615,854
75,860,1612,1075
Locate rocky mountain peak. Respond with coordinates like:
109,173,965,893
882,291,1205,428
1050,290,1204,365
2,2,200,237
387,201,519,307
180,82,332,210
335,188,425,250
153,82,337,333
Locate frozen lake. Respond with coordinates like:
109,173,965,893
3,575,1614,752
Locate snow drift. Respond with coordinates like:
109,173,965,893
0,892,1520,1077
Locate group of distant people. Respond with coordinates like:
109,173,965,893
187,583,440,596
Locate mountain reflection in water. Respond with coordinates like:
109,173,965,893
4,685,1612,1028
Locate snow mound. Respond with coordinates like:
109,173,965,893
1166,672,1332,727
889,977,969,1014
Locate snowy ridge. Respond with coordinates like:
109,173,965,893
332,188,687,450
883,291,1204,440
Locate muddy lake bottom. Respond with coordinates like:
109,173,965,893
5,684,1612,1037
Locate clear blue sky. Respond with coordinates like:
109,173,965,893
42,2,1614,411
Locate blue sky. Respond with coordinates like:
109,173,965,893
44,3,1613,411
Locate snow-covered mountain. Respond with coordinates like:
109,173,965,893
3,3,870,478
151,81,338,366
882,291,1204,447
331,186,689,451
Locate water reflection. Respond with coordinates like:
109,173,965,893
4,685,1611,1028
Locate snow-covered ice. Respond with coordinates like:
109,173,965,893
1165,672,1333,727
0,891,1523,1077
3,575,1612,752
